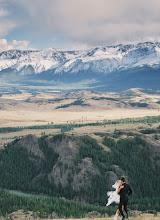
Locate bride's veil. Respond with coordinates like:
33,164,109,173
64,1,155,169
106,180,121,206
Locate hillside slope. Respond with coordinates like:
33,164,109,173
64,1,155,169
0,131,160,206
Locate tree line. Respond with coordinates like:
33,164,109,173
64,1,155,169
0,115,160,133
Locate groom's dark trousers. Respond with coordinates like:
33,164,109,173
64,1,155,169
118,183,132,217
119,196,129,217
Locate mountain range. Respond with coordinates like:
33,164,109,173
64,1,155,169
0,42,160,92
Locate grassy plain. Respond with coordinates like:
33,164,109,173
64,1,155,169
0,108,159,128
0,89,160,145
0,89,160,127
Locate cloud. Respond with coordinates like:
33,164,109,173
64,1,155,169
6,0,160,48
0,1,16,37
0,8,9,17
0,39,30,52
0,20,16,38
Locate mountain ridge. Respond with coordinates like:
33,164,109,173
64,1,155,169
1,42,160,75
0,42,160,92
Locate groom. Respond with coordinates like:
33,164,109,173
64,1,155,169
115,177,132,220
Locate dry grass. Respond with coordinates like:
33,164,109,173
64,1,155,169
69,122,160,135
46,213,160,219
0,128,60,139
0,108,159,128
5,210,160,220
0,91,159,145
0,90,159,128
0,129,61,146
5,211,160,220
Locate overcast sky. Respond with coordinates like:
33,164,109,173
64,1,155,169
1,0,160,51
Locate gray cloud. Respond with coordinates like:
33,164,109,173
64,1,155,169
0,1,16,37
6,0,160,49
0,39,30,52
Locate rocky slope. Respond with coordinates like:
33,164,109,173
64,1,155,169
0,130,160,205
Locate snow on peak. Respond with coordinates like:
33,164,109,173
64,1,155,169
0,42,160,74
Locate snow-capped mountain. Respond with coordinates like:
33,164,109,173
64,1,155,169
0,42,160,75
0,42,160,92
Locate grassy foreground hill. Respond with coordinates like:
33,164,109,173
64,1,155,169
0,128,160,217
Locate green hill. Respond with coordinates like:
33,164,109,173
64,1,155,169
0,131,160,213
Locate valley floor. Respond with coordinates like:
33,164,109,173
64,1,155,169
0,89,160,128
0,108,159,128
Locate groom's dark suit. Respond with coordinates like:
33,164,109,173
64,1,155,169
118,183,132,218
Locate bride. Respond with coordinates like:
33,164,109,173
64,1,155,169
106,180,121,206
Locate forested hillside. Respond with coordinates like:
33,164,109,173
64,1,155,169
0,131,160,210
0,189,111,218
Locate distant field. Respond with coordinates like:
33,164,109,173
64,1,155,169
0,89,159,145
0,89,159,128
0,128,61,146
0,109,160,128
70,122,160,134
0,113,160,146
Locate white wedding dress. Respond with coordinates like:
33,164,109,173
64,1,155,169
106,180,121,206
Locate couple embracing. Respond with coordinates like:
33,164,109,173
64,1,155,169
106,177,132,220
